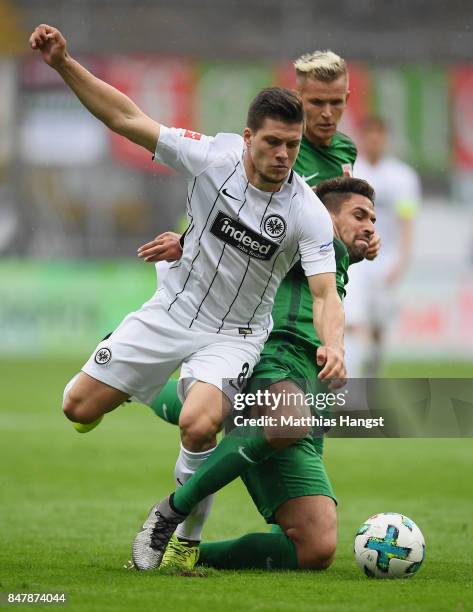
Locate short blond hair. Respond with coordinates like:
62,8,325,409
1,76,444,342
294,50,347,82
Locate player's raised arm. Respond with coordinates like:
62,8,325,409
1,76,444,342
307,272,346,385
29,24,160,153
295,192,345,386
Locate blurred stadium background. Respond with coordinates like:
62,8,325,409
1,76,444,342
1,0,472,364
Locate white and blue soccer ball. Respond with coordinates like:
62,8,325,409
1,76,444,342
354,512,425,578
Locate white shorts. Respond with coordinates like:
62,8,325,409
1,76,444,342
82,291,265,405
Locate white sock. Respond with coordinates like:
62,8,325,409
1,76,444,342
174,444,216,542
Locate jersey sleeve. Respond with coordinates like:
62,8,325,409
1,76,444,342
394,165,421,219
334,239,350,299
296,192,336,277
153,126,216,179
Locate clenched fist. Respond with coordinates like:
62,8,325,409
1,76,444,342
29,24,68,69
365,231,381,261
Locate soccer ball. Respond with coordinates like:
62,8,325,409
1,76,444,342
354,512,425,578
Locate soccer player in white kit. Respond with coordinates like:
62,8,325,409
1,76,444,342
29,24,346,567
344,116,421,377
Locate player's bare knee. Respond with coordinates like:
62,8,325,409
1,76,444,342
179,413,218,449
63,392,86,423
283,509,337,571
63,385,97,424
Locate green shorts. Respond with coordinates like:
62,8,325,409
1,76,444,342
241,339,336,523
247,337,321,397
241,436,336,523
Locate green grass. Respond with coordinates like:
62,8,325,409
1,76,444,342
1,358,472,611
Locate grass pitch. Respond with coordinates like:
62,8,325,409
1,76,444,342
1,357,472,611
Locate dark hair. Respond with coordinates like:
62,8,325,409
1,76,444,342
315,177,375,213
247,87,304,132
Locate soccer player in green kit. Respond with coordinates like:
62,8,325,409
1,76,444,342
134,51,379,571
142,177,376,572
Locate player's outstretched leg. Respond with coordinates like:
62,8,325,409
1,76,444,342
63,372,129,430
132,381,226,570
169,379,309,518
132,496,188,570
198,532,298,570
68,374,180,435
198,496,336,570
64,332,136,434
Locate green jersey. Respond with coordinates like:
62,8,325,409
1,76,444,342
294,131,357,188
268,238,349,351
265,131,357,351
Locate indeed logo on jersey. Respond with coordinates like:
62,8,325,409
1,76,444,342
210,211,278,260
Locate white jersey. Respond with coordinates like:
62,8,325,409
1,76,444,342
353,155,421,268
154,126,335,335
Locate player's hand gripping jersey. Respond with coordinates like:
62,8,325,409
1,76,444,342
154,127,335,335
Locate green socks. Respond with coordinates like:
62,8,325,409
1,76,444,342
199,532,299,570
172,428,275,514
150,380,182,425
